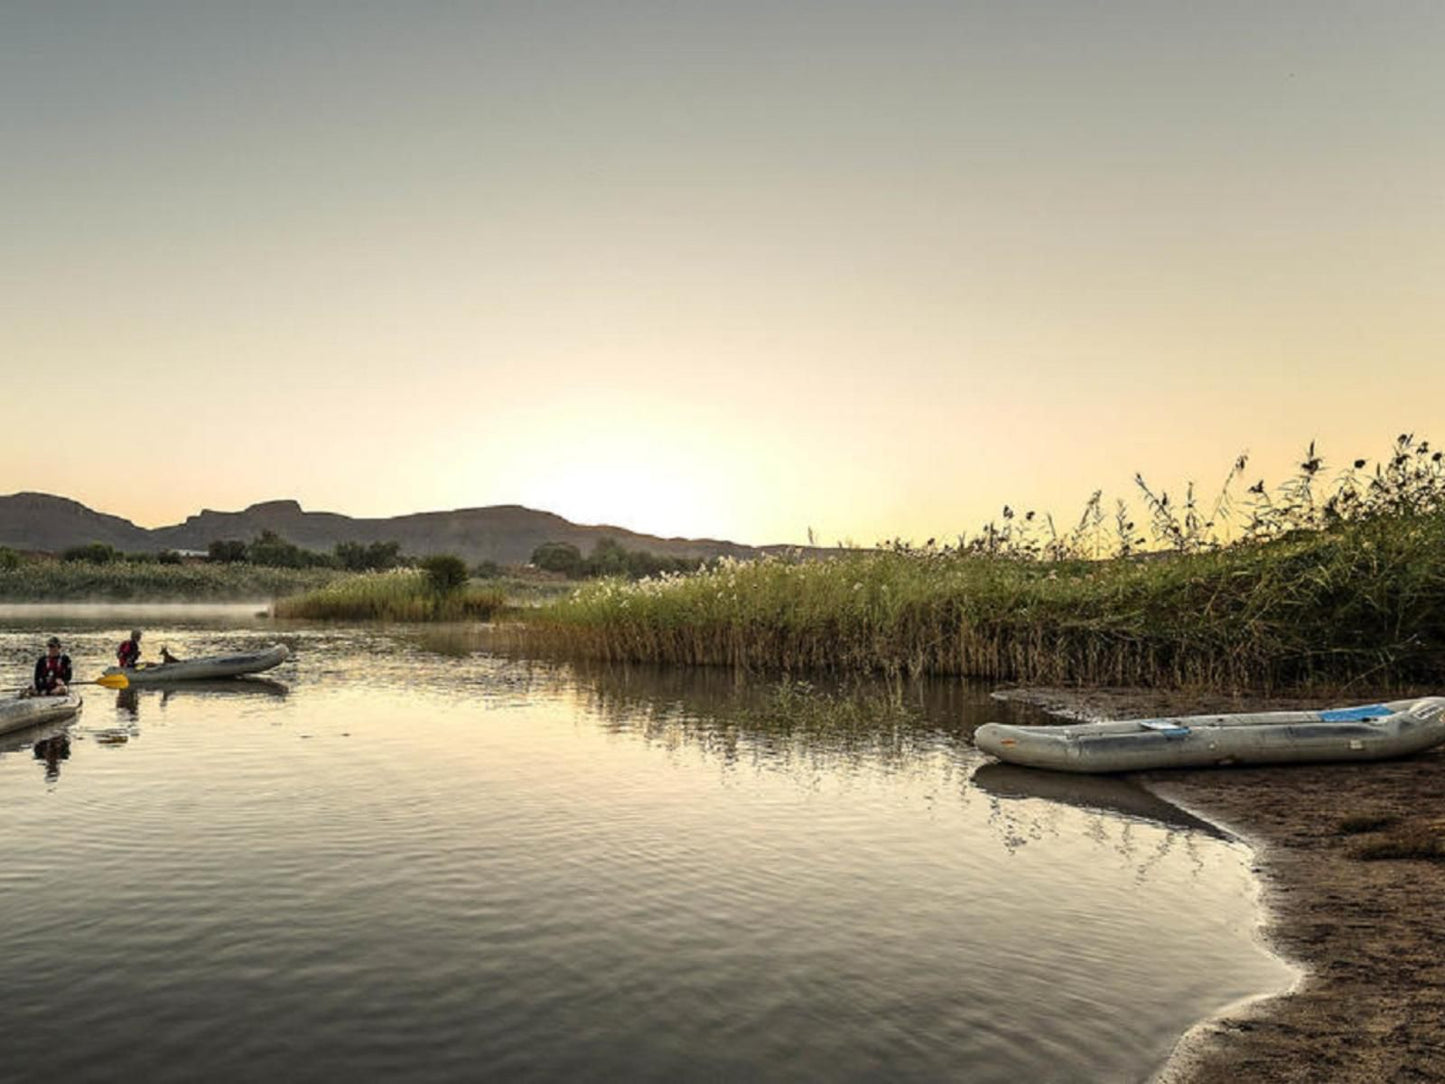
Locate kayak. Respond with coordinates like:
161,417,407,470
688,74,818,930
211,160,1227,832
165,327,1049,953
974,696,1445,774
103,644,289,686
0,693,84,737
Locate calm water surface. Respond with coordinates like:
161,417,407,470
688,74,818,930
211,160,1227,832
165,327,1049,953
0,609,1292,1082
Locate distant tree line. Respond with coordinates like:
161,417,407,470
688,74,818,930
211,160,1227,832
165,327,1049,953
530,537,710,580
46,532,411,572
59,542,184,565
23,532,573,584
204,532,407,571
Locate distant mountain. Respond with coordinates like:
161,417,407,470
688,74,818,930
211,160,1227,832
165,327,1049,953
0,493,156,554
0,492,805,566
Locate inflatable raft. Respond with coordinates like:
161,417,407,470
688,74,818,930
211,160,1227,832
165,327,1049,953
974,697,1445,773
0,693,83,737
104,644,289,686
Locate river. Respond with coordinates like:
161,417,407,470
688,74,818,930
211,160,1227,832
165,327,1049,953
0,607,1292,1082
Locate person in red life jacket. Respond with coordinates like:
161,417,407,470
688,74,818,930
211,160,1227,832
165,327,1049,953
117,629,143,669
33,636,72,696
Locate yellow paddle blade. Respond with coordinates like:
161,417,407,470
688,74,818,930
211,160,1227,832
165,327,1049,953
94,673,130,690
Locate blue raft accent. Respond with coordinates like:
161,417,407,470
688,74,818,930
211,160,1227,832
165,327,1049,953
1318,704,1390,722
1138,720,1191,737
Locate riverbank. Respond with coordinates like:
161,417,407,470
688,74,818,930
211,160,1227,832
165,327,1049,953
0,561,340,601
995,687,1445,1083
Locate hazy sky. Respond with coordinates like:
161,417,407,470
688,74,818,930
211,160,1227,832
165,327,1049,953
3,2,1441,546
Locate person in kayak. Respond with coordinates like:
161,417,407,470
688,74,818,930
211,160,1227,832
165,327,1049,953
117,629,143,669
33,636,72,696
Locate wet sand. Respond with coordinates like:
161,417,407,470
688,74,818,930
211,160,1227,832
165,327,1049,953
995,688,1445,1084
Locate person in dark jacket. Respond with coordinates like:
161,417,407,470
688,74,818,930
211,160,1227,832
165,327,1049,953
117,629,143,669
33,636,72,695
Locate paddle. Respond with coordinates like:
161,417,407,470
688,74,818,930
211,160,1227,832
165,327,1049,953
5,673,130,693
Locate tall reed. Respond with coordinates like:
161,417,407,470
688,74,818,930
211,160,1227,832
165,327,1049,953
524,437,1445,692
272,570,506,621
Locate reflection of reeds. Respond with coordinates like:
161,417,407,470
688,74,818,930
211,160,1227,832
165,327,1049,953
273,570,505,621
524,437,1445,691
560,665,951,769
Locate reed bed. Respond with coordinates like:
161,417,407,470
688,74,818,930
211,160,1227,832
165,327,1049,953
272,570,506,622
0,561,339,602
525,437,1445,692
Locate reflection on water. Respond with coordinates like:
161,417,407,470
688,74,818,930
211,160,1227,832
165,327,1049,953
0,725,75,783
0,610,1294,1084
32,734,70,781
971,762,1228,839
115,678,290,719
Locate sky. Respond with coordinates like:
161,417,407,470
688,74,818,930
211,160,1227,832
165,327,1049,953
2,1,1441,547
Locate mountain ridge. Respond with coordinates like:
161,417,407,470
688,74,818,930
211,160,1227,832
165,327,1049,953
0,491,808,566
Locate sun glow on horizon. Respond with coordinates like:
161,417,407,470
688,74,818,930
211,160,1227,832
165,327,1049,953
2,4,1441,547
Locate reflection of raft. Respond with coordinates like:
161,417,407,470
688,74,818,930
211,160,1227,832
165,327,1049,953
104,644,289,685
974,697,1445,774
970,762,1226,837
137,677,290,698
0,693,83,737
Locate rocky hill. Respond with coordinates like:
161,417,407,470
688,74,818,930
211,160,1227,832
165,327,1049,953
0,492,797,566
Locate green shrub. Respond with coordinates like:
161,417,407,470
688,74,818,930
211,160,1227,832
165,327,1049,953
422,554,469,594
532,542,583,577
208,539,249,563
61,542,119,564
335,540,403,571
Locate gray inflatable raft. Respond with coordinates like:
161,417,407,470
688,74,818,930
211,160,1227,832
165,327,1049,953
974,696,1445,773
103,644,289,686
0,693,83,737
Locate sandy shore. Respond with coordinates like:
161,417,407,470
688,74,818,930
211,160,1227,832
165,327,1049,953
995,687,1445,1084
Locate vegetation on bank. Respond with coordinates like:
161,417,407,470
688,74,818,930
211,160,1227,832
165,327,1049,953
34,531,409,572
0,559,341,602
272,569,508,621
525,436,1445,691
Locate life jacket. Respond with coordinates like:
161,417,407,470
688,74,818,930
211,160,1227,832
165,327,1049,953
118,640,140,668
38,655,68,692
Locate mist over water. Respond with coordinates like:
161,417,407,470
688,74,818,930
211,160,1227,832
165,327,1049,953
0,609,1293,1083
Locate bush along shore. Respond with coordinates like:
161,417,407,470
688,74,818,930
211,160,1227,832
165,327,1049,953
524,436,1445,692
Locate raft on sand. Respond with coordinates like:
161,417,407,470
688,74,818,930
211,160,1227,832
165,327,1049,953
103,644,289,686
974,697,1445,774
0,693,83,737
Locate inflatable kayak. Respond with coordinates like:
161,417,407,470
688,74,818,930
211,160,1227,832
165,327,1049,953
974,697,1445,773
0,693,83,737
103,644,289,686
